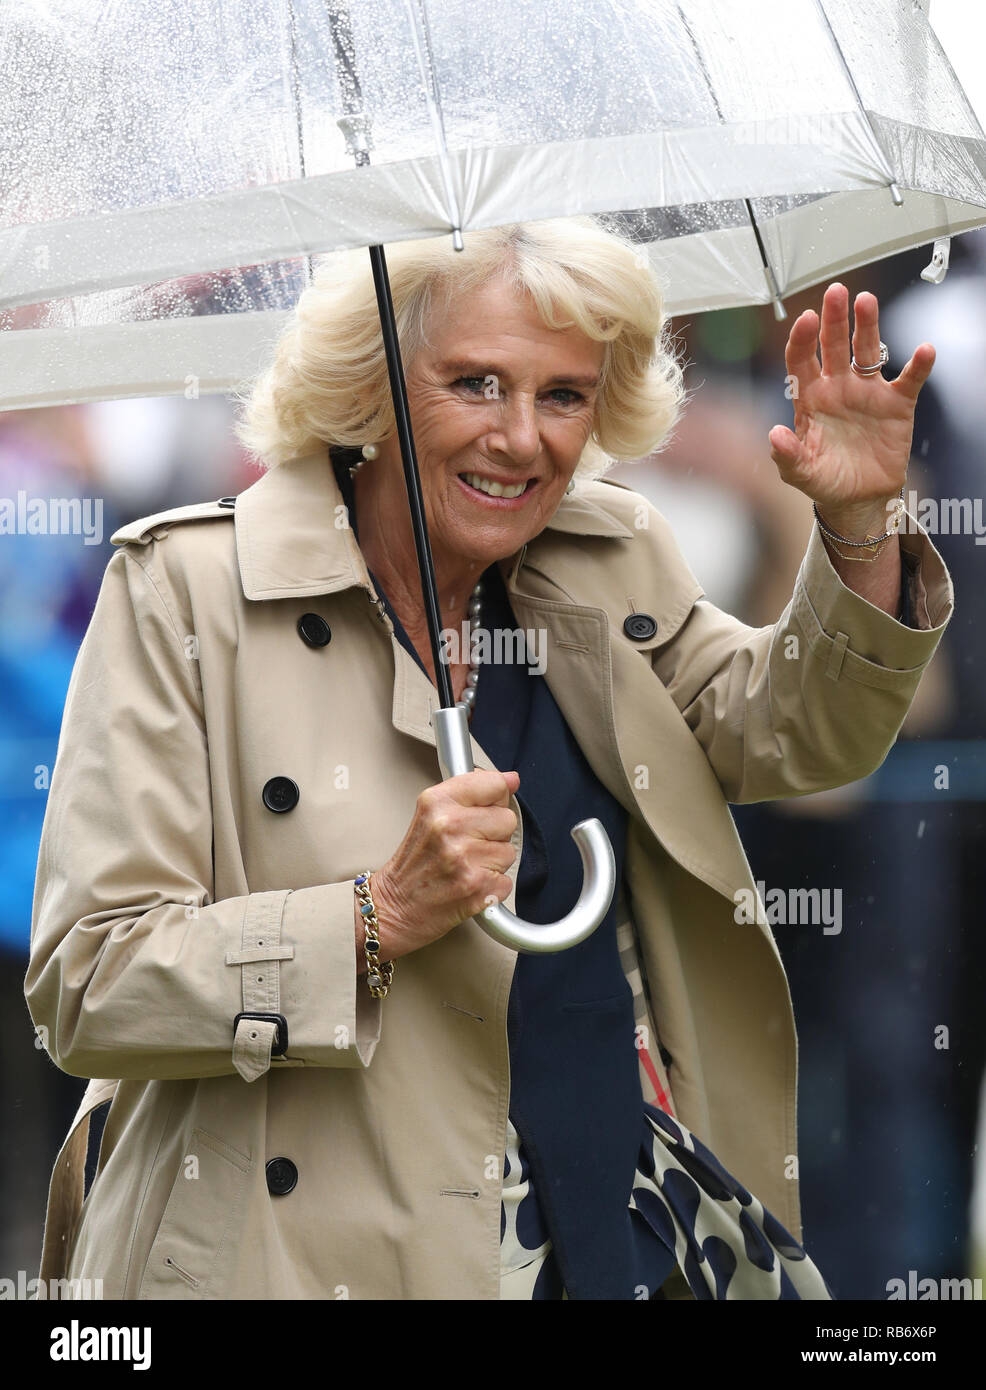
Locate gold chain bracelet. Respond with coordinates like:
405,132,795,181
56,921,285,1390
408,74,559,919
813,490,905,562
354,872,394,999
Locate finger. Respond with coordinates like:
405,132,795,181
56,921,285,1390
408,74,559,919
464,806,520,843
783,309,822,394
466,872,513,916
851,291,882,372
818,282,851,376
445,768,519,806
768,425,812,488
473,840,517,874
890,342,936,403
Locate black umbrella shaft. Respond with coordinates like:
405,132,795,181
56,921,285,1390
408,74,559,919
327,2,454,708
367,243,455,709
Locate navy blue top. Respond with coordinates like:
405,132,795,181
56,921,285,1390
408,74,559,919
334,453,678,1298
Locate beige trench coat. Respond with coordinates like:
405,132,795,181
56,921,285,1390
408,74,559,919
26,447,952,1299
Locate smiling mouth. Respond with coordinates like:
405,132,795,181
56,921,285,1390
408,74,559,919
458,471,536,500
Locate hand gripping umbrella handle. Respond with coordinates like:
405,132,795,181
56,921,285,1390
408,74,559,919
430,705,616,954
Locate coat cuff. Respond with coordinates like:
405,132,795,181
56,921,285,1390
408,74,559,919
245,881,383,1072
794,513,953,687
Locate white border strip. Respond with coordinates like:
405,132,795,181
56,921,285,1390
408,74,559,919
0,114,899,310
0,310,290,411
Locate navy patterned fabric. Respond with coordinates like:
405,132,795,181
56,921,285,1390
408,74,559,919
463,558,673,1300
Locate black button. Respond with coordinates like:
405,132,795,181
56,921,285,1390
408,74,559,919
265,1157,298,1196
262,776,299,813
297,613,332,648
623,613,658,641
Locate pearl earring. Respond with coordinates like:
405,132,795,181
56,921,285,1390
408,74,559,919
349,442,379,476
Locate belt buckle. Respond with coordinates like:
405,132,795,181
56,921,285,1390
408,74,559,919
233,1012,288,1057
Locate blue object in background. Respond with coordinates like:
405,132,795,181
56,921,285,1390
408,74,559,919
0,639,78,950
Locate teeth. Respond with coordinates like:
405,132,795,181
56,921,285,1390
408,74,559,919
461,472,527,499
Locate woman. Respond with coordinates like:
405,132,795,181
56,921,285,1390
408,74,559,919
27,218,952,1300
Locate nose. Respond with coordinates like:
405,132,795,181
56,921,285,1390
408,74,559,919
488,392,540,468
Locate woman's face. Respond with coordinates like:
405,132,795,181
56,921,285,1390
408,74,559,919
370,274,605,576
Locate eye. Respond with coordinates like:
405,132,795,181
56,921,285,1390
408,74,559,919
452,377,587,406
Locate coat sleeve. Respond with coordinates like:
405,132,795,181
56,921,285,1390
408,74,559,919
649,516,954,803
25,546,382,1082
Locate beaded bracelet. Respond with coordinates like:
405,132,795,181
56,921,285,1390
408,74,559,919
813,488,905,562
354,872,394,999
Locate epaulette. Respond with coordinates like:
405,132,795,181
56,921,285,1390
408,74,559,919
110,496,237,547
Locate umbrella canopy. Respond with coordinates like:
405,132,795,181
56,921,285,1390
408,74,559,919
1,0,985,410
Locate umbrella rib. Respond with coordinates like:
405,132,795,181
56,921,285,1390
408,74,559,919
402,0,465,249
286,0,313,285
327,1,367,116
674,4,787,319
813,0,903,206
743,198,787,322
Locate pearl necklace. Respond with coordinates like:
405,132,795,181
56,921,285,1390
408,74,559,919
459,579,483,719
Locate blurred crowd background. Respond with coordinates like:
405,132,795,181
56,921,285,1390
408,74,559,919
2,231,984,1300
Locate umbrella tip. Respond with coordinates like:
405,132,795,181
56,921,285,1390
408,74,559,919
452,229,465,251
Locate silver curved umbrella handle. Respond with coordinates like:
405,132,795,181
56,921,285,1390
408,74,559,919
430,705,616,954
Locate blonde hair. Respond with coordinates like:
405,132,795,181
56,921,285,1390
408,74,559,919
234,216,685,480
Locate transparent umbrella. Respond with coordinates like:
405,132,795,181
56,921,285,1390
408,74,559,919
3,0,985,409
3,0,985,951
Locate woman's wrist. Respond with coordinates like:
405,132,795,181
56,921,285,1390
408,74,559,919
813,493,902,546
353,870,399,978
818,526,903,616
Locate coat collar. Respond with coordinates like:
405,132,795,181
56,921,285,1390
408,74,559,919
234,446,632,602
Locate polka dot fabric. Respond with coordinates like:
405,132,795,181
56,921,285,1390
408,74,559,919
629,1103,833,1300
499,884,833,1301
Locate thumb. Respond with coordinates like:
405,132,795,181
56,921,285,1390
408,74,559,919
768,425,812,487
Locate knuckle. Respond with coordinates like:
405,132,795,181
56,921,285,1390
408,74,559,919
428,809,451,839
417,784,438,811
438,838,461,872
492,810,517,843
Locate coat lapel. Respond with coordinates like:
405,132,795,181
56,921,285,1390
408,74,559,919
501,578,754,907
